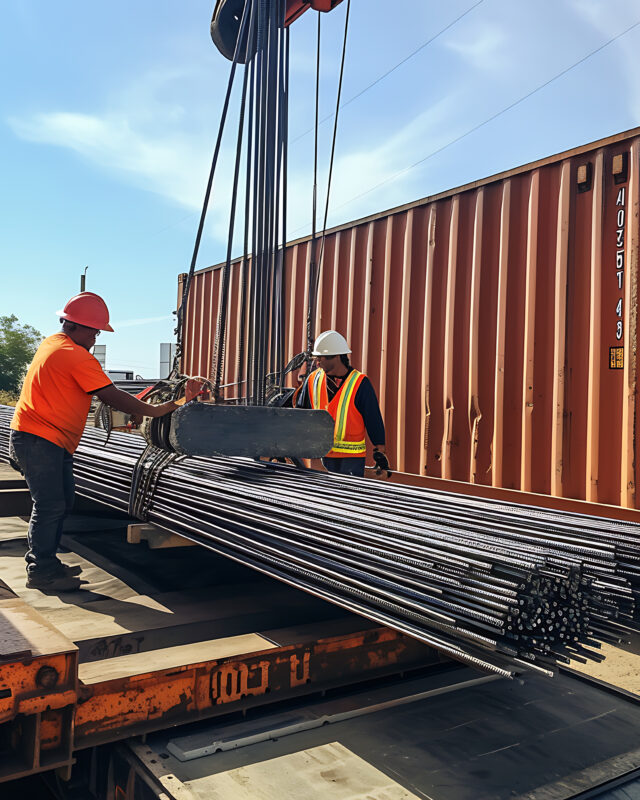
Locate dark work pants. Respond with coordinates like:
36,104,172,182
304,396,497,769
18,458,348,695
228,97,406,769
9,430,75,575
322,456,366,478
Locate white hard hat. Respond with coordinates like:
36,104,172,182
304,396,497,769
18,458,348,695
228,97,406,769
312,330,351,356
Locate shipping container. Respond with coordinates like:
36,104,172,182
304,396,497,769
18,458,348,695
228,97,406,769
179,126,640,509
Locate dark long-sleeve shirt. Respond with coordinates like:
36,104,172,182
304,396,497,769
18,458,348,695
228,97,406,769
296,368,385,447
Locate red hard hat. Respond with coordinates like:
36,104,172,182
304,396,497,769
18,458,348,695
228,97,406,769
56,292,114,332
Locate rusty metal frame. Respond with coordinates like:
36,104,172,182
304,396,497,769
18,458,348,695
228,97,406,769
74,626,439,749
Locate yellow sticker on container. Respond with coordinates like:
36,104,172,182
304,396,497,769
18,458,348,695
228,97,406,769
609,346,624,369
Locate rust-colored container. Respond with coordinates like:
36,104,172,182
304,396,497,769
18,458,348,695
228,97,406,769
179,127,640,509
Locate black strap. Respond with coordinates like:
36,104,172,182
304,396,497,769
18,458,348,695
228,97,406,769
128,444,179,521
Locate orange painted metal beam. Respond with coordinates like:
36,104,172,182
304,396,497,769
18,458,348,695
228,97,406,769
73,625,437,749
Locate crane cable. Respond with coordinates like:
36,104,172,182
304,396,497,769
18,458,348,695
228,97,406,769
172,0,253,379
175,0,351,404
305,0,351,358
211,4,256,398
306,11,322,356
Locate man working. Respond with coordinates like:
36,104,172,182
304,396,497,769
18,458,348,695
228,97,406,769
296,330,390,478
9,291,199,592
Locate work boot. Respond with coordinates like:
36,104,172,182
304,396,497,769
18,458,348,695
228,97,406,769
53,560,82,577
25,559,82,577
25,572,83,592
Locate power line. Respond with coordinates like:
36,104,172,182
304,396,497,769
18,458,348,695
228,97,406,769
329,17,640,218
153,3,485,241
290,0,485,145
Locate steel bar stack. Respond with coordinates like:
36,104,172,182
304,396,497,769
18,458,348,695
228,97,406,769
2,405,638,678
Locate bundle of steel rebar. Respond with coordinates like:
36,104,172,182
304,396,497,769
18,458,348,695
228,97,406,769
2,405,638,678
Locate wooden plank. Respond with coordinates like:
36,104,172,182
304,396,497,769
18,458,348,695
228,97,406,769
0,462,22,480
0,515,29,542
78,632,277,684
0,478,26,490
0,488,32,517
127,523,196,549
0,597,77,660
0,530,337,656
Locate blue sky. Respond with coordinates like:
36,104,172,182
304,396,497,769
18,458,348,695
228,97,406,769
2,0,640,376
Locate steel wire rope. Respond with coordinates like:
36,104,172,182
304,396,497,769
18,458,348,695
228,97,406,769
211,46,253,397
306,11,322,354
316,0,351,283
142,0,484,244
172,0,254,378
260,0,280,402
267,1,289,399
236,54,256,398
305,0,350,355
277,26,291,393
269,0,287,398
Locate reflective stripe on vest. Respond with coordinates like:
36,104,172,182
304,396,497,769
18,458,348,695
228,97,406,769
311,369,326,410
308,368,366,456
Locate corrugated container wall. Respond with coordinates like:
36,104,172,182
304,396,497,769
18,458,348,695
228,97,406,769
179,128,640,509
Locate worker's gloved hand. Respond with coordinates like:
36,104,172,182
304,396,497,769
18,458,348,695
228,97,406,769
372,448,391,477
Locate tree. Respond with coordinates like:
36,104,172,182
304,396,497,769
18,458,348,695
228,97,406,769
0,315,43,393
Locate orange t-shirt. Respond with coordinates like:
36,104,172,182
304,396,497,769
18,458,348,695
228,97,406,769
11,333,112,453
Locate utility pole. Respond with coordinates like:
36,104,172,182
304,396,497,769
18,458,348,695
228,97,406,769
80,266,88,292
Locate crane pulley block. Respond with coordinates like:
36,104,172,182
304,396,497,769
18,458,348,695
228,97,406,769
211,0,344,61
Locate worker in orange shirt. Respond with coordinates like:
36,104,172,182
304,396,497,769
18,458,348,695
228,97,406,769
9,292,199,592
296,330,390,478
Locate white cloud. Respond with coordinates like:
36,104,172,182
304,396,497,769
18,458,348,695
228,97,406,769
8,110,215,212
443,22,507,73
7,54,461,253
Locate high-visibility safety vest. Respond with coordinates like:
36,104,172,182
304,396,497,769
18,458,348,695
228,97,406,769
308,368,366,457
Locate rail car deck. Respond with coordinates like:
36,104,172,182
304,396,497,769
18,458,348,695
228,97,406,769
3,463,640,799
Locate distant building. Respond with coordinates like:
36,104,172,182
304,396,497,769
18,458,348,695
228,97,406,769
160,343,177,377
93,344,106,369
107,370,135,381
92,344,138,380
